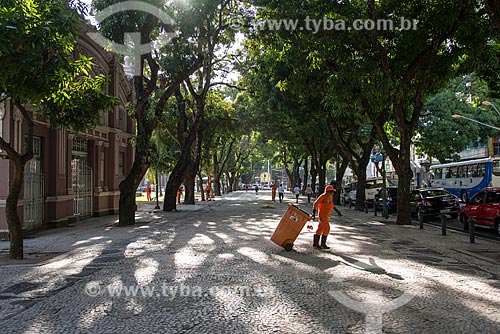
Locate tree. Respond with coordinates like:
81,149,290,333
92,0,203,224
323,0,496,224
162,0,242,211
416,74,497,162
0,0,117,259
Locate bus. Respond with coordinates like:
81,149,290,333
429,158,500,202
343,177,386,207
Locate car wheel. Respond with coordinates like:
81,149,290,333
450,213,458,219
460,190,468,203
461,213,469,231
495,219,500,237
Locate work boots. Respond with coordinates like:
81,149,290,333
313,235,321,249
320,235,330,249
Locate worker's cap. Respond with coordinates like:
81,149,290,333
325,185,336,192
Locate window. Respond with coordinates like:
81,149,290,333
469,193,484,205
457,166,467,178
494,140,500,156
410,192,421,201
485,191,497,204
445,168,452,178
434,168,442,179
493,160,500,176
466,164,474,178
477,163,486,177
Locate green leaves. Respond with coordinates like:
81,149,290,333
417,74,498,162
0,0,117,131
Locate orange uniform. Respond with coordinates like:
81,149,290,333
271,184,277,201
313,191,334,235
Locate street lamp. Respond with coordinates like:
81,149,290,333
452,114,500,131
482,101,500,118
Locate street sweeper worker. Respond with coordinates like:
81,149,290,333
312,185,336,249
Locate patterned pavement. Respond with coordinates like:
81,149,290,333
0,191,499,333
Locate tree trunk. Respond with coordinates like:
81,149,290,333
1,104,35,259
119,156,150,226
317,162,327,194
391,132,413,225
310,163,318,194
213,153,221,196
197,171,206,201
163,87,200,211
334,159,348,205
163,160,188,212
303,157,309,194
184,128,202,204
227,171,236,192
184,167,196,204
355,170,368,211
6,158,25,259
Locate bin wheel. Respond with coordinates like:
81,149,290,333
283,243,293,251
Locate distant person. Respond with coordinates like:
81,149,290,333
145,184,152,201
271,183,278,202
254,184,259,195
278,184,285,203
305,184,314,203
245,185,249,192
176,186,183,204
312,185,336,249
205,184,212,201
293,185,300,203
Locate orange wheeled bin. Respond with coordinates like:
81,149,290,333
271,204,312,251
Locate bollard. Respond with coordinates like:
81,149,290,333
374,203,378,216
384,206,389,220
365,201,368,214
469,218,475,243
441,210,448,235
418,210,424,229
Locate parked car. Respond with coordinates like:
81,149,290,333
409,188,460,221
374,187,398,213
460,187,500,235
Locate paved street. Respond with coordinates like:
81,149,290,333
0,191,499,334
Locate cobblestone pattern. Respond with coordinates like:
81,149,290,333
0,192,498,333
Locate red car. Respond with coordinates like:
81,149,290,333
460,187,500,236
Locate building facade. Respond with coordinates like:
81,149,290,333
0,26,134,234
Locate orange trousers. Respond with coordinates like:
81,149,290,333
316,214,331,236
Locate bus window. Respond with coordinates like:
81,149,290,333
467,164,474,178
493,160,500,176
471,164,478,177
478,163,486,177
457,166,466,178
434,168,442,179
447,167,458,178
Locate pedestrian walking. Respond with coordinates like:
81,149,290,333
254,184,259,195
293,185,300,203
278,184,285,203
146,184,152,201
312,185,336,249
271,183,278,202
305,184,314,203
205,184,212,201
176,186,183,204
